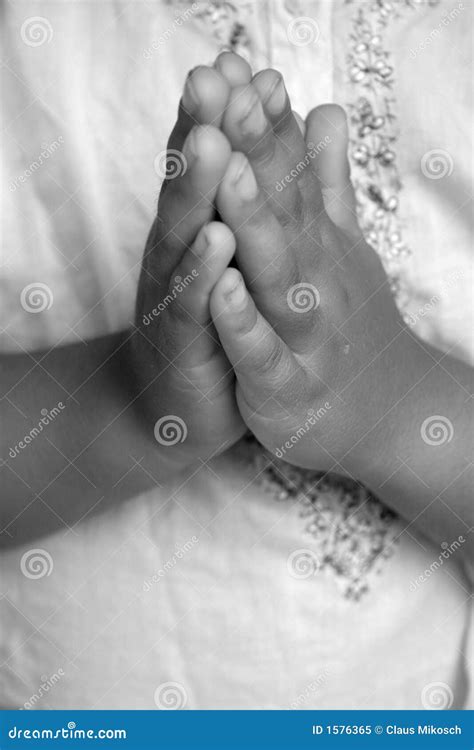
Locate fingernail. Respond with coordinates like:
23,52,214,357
182,129,198,167
266,77,287,114
182,72,198,112
193,226,209,256
240,94,267,136
233,157,258,199
226,278,246,307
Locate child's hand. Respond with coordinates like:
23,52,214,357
133,64,254,465
207,71,413,476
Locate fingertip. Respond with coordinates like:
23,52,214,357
252,69,287,117
292,110,305,136
223,83,267,137
306,103,349,137
203,221,236,256
219,152,258,203
182,65,230,120
216,266,242,297
214,51,252,86
183,124,232,169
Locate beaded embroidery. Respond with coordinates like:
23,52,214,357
168,0,439,598
245,439,402,601
167,0,252,54
345,0,439,312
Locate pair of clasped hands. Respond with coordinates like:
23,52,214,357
134,51,407,477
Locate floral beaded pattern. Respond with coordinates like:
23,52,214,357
345,0,439,311
168,0,252,54
245,439,403,601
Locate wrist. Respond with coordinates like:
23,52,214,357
343,326,433,484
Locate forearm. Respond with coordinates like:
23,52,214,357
354,336,473,558
0,332,188,547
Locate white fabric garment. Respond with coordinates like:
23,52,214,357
1,0,472,710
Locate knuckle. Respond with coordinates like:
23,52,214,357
233,303,258,338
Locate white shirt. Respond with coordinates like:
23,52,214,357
1,0,472,710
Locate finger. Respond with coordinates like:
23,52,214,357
252,71,305,162
152,124,232,281
221,83,304,225
210,268,303,416
252,69,325,212
293,110,305,136
216,153,301,323
214,51,252,87
166,66,231,155
157,222,236,367
305,104,360,238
